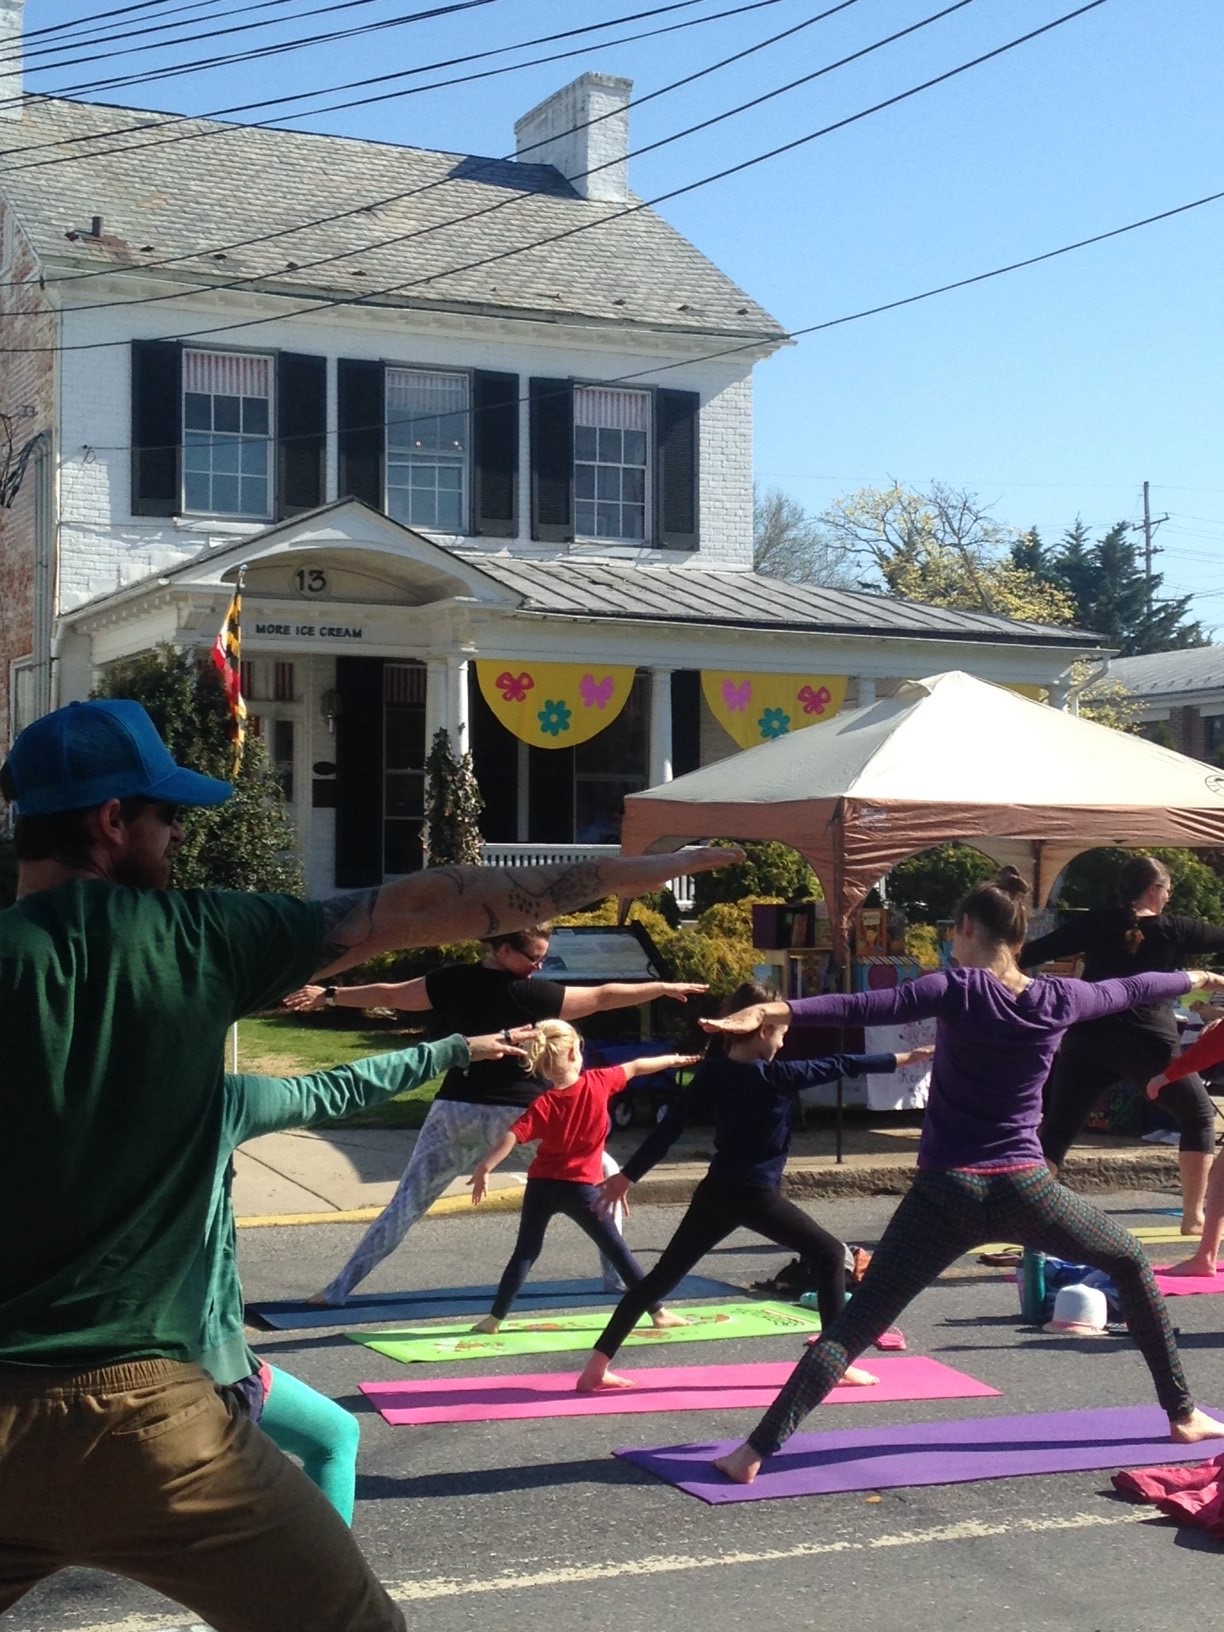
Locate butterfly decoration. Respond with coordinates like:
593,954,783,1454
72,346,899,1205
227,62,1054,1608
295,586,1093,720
722,679,752,712
496,671,534,704
797,684,833,715
579,674,615,710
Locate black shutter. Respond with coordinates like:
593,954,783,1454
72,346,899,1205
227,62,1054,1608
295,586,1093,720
337,359,385,510
529,377,573,543
671,670,701,776
131,340,181,517
472,369,519,537
333,657,385,887
654,388,699,551
277,351,326,517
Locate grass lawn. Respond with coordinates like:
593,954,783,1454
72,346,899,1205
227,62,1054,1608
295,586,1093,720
235,1015,443,1128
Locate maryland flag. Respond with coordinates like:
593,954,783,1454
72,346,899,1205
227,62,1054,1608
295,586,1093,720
211,570,247,775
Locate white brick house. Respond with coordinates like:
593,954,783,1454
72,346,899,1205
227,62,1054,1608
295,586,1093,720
0,5,1106,892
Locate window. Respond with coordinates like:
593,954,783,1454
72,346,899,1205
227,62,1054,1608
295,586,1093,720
574,386,649,542
386,369,469,532
273,662,296,703
383,662,427,874
271,718,296,804
573,670,649,842
182,350,273,518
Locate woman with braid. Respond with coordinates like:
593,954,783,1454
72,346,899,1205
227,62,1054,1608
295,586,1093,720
701,869,1224,1485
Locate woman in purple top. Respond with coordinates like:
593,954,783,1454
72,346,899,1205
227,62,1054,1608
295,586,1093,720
703,869,1224,1486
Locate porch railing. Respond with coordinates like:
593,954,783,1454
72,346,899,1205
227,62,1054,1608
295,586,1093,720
479,842,695,913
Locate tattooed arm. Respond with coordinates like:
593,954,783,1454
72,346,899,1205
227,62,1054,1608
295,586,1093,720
310,847,740,979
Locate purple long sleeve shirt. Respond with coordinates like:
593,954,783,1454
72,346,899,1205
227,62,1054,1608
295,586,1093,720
788,967,1192,1170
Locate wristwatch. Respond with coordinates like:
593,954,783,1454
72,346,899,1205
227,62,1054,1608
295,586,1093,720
323,986,338,1008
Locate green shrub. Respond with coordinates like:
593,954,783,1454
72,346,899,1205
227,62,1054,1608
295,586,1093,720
1057,846,1224,923
691,840,819,912
887,844,996,923
905,922,941,969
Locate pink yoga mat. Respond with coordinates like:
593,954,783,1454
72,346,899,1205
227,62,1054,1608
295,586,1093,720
1154,1266,1224,1296
359,1356,999,1426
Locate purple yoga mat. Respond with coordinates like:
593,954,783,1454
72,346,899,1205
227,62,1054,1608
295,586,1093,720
615,1403,1224,1505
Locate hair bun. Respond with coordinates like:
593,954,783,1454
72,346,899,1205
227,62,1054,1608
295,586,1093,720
996,866,1031,901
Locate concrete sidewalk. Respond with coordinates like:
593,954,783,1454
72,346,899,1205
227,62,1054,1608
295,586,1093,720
232,1117,1187,1226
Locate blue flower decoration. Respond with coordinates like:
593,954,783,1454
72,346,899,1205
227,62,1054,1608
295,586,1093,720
538,698,572,738
758,707,791,739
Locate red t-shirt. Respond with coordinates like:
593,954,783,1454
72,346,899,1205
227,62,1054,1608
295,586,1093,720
510,1066,627,1185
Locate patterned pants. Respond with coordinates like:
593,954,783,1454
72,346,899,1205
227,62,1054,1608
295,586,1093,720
747,1164,1194,1458
320,1098,625,1304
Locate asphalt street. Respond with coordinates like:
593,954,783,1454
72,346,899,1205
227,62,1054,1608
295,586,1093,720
10,1189,1224,1632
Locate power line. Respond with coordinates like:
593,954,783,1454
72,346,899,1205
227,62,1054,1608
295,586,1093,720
11,0,926,322
19,0,225,48
10,1,300,70
0,0,757,164
0,0,1108,355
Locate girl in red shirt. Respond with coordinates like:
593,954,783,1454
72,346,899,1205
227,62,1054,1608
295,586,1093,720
469,1020,699,1333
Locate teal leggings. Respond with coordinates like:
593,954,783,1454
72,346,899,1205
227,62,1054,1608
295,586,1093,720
262,1366,361,1525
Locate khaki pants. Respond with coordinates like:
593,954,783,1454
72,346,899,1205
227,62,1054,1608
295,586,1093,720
0,1359,404,1631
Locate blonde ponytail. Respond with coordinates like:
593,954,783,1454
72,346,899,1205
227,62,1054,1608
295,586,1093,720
524,1019,580,1083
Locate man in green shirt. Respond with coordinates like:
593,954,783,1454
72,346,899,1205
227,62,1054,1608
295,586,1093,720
0,697,734,1632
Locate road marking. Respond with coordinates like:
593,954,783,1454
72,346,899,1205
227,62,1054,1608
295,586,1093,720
39,1506,1157,1628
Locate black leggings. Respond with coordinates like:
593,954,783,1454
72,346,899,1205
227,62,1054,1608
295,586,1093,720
1040,1026,1215,1164
747,1164,1194,1458
594,1175,846,1359
490,1178,659,1320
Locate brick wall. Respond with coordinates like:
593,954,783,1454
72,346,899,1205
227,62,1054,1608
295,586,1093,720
0,192,57,754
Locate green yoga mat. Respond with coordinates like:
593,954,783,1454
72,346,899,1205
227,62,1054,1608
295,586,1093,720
350,1301,821,1364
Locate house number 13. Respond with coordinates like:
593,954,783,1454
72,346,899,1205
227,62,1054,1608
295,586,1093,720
294,568,328,594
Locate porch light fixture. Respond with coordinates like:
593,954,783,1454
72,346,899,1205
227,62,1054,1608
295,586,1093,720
320,688,340,734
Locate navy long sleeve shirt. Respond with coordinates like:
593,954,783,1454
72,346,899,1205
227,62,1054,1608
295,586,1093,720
622,1051,897,1191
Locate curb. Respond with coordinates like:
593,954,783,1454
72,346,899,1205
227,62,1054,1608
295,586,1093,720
235,1149,1181,1226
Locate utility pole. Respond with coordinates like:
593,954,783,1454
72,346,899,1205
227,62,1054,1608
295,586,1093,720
1131,481,1169,613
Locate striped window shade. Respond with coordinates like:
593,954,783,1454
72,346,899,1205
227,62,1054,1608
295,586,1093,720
574,385,649,431
184,350,271,399
273,661,295,702
384,663,427,706
386,370,469,450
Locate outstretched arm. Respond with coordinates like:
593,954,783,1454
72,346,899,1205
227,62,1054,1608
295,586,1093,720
311,848,740,979
619,1052,702,1083
561,981,708,1020
283,977,431,1014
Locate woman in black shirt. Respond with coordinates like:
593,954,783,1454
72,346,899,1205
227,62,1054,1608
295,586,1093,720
1021,856,1224,1233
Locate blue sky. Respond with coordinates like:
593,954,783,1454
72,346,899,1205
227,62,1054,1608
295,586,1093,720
24,0,1224,628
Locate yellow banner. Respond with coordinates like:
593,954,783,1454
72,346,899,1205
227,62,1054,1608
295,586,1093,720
702,671,848,750
476,660,637,750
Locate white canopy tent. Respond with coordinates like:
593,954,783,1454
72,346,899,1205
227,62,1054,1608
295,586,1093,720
622,670,1224,952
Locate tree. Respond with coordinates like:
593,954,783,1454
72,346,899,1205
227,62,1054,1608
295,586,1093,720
691,839,818,913
887,843,997,924
820,482,1076,625
753,484,860,589
92,644,302,893
422,728,484,866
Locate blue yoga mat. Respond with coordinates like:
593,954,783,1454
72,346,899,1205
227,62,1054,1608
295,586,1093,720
247,1275,738,1330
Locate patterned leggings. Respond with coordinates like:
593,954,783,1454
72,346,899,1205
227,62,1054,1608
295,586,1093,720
747,1164,1194,1458
320,1099,625,1304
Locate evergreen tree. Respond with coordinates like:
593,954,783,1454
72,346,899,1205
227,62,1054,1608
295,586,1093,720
1042,519,1205,655
92,645,302,893
422,728,485,866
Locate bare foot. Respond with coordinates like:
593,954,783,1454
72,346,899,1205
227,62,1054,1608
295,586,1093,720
469,1316,500,1334
1162,1255,1218,1278
575,1356,636,1392
841,1365,879,1387
1181,1219,1205,1237
1170,1408,1224,1445
650,1309,689,1329
306,1291,343,1308
713,1443,763,1484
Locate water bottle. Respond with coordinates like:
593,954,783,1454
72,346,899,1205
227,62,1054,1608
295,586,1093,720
1020,1249,1047,1323
798,1291,821,1311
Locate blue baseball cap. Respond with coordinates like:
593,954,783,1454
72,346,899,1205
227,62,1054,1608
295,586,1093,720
2,699,233,817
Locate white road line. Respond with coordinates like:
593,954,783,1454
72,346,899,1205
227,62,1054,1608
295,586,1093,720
38,1506,1157,1630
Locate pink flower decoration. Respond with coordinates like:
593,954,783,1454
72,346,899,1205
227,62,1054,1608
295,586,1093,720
798,684,832,716
496,671,534,704
579,674,615,710
722,679,751,712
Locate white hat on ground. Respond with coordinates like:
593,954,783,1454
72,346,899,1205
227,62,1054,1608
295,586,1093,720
1044,1283,1109,1336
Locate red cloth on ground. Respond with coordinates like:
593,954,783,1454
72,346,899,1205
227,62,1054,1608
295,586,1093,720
1113,1452,1224,1539
510,1066,627,1185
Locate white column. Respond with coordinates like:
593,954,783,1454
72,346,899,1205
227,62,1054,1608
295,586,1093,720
424,657,447,749
857,676,877,708
649,667,674,787
446,656,471,753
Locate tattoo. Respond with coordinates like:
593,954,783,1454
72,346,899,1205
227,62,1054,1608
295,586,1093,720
503,863,607,920
317,887,379,966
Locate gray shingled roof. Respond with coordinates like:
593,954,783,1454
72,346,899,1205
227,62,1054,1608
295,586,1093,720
459,556,1105,646
1103,647,1224,697
1,96,785,341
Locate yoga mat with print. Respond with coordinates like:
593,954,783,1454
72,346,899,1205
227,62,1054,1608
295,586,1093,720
615,1403,1224,1505
351,1301,818,1363
360,1356,1000,1425
246,1274,737,1330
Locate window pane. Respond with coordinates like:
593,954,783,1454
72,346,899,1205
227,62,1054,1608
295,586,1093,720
212,475,240,513
597,427,621,463
596,466,620,501
437,490,463,531
240,477,268,514
436,464,462,492
212,439,240,475
386,771,424,820
184,471,210,509
575,464,595,500
622,467,645,504
242,396,269,436
183,435,210,472
241,438,268,477
384,819,423,875
385,708,423,768
213,395,241,433
574,425,598,462
184,393,211,431
623,505,645,540
623,428,647,466
596,503,619,536
575,500,596,536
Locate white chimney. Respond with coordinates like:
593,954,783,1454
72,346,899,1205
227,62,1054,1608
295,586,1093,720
514,73,632,203
0,0,23,121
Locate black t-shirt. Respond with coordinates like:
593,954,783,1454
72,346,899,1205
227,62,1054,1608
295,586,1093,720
425,962,568,1107
1021,910,1224,1044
